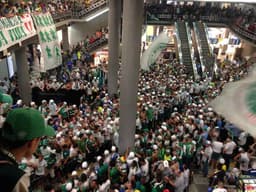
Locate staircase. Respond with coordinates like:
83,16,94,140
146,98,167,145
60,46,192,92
175,21,195,77
194,22,215,76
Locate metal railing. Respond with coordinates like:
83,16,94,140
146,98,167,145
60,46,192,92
87,37,108,52
72,0,108,19
51,10,72,22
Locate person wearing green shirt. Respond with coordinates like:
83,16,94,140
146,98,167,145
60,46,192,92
109,160,121,185
97,158,108,184
182,136,194,168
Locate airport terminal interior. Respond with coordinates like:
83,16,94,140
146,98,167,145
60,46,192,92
0,0,256,191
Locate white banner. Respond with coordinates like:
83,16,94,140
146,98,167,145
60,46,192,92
32,12,62,71
140,32,169,71
0,14,36,52
210,66,256,137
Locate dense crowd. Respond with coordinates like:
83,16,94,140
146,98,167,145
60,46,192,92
0,1,256,192
0,0,98,17
1,40,256,192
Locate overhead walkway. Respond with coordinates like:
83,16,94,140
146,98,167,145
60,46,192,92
193,21,215,76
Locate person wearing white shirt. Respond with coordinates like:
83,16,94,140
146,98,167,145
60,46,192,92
212,181,227,192
211,139,223,169
35,155,47,176
223,137,237,170
21,155,38,176
202,140,213,177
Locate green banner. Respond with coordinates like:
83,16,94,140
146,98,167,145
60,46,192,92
0,14,36,51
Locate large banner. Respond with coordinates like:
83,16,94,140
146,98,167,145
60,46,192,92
210,66,256,137
0,13,36,51
140,32,169,71
32,12,62,71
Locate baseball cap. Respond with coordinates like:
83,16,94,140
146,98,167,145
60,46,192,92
1,108,55,141
0,92,13,105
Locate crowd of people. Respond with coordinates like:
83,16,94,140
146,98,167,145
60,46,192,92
1,39,256,192
0,0,99,17
0,1,256,192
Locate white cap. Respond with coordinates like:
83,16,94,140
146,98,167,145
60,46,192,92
50,99,54,103
157,135,162,140
82,161,88,169
164,140,170,146
171,135,177,140
97,156,102,161
161,125,167,130
17,99,22,105
153,144,158,150
111,146,116,152
239,147,244,152
104,150,110,156
219,158,225,164
128,151,135,159
71,171,77,176
66,183,73,191
30,101,35,106
163,160,169,168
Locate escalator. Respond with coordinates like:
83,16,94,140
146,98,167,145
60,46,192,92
194,21,215,76
175,21,195,77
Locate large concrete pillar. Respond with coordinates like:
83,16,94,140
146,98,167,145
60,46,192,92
108,0,121,96
62,26,69,51
15,47,32,105
119,0,144,153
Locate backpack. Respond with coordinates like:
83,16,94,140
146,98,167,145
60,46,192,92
0,159,26,191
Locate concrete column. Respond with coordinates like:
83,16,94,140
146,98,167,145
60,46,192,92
153,26,158,37
62,26,70,51
108,0,121,97
224,28,230,38
159,25,164,33
119,0,144,153
15,47,32,106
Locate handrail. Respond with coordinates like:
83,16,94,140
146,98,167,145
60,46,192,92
146,13,256,44
87,37,108,52
72,0,107,19
186,22,198,79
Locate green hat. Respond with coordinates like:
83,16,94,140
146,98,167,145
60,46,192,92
0,92,13,105
1,108,55,141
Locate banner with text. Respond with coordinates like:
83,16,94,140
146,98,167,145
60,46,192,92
32,12,62,71
0,13,36,51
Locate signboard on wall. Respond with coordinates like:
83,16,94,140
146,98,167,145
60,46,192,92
32,12,62,71
0,14,36,52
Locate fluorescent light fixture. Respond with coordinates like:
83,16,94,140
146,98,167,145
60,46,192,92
86,8,109,22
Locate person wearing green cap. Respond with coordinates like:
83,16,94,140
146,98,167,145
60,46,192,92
0,108,55,192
